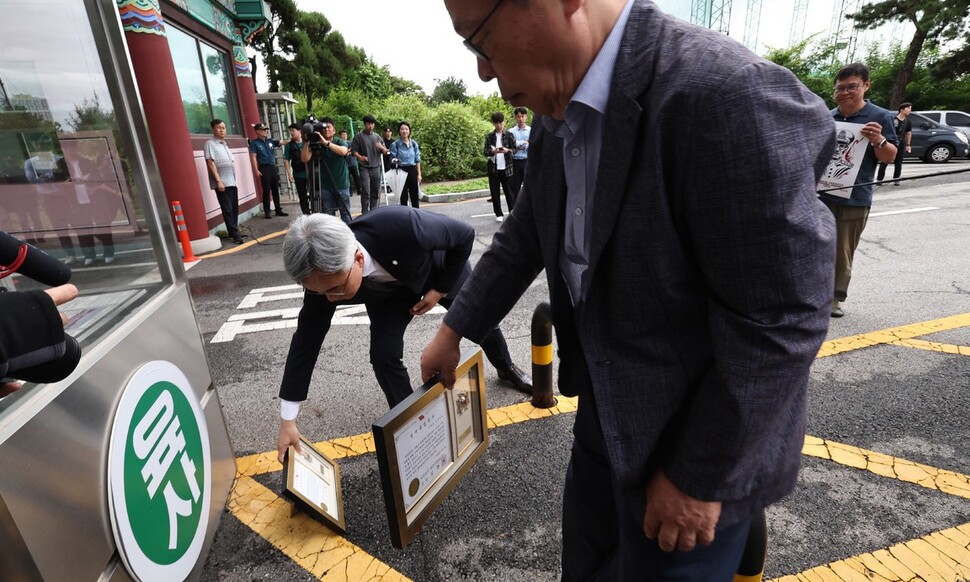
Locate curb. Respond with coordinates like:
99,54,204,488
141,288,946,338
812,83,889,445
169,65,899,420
421,188,491,204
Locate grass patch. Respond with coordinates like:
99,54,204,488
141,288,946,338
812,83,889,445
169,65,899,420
422,177,489,195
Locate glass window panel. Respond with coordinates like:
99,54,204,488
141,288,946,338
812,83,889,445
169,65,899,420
166,24,212,135
199,41,240,135
0,0,169,408
948,113,970,127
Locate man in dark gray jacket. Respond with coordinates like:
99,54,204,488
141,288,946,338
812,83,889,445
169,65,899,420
423,0,836,579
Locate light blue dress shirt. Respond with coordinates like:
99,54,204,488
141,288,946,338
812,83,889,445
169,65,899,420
542,0,634,304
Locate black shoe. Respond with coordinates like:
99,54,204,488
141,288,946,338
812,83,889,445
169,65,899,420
276,210,289,216
496,364,532,394
239,233,249,238
232,236,244,244
264,212,272,219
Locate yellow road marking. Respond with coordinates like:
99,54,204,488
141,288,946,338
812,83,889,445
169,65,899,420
229,474,409,581
802,436,970,499
228,313,970,580
817,313,970,358
772,522,970,581
891,338,970,356
236,397,579,478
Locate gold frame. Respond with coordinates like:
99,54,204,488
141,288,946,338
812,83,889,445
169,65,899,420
372,349,488,548
282,436,346,533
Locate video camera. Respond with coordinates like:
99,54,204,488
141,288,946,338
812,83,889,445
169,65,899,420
0,231,82,384
301,115,330,148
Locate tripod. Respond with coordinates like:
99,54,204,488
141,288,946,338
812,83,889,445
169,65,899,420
307,149,352,222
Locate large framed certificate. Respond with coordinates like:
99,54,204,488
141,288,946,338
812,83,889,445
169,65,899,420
372,349,488,548
281,437,346,533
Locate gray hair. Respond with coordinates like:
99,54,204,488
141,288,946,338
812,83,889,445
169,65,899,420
282,214,357,282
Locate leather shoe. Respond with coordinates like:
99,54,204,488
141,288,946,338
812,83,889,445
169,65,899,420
275,210,289,216
232,236,244,244
496,364,532,394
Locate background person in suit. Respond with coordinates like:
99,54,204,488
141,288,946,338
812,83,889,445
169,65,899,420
275,206,531,463
422,0,836,579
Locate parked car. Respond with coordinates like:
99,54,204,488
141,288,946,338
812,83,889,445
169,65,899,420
915,110,970,159
904,112,969,163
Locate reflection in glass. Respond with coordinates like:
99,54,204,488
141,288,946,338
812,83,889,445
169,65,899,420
0,1,166,361
166,24,239,135
166,24,212,135
200,43,239,133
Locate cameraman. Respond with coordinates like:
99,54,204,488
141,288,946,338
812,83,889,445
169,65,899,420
301,117,352,224
1,283,78,397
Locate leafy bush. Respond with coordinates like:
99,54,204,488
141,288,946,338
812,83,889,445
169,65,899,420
420,102,491,181
466,94,510,121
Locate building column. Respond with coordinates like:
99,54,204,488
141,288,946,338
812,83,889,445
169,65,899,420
233,46,262,134
116,0,220,254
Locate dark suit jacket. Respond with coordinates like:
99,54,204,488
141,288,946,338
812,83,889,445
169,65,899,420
484,130,516,177
444,0,837,526
279,206,474,402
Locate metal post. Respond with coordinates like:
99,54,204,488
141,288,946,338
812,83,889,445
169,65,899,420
531,302,556,408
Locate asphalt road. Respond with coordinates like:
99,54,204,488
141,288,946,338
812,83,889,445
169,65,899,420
192,158,970,581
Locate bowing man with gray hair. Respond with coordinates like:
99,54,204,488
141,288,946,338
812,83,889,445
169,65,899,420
275,205,532,463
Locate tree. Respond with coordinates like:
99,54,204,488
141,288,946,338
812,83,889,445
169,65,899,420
390,76,425,99
431,77,468,105
847,0,970,108
250,0,300,93
66,95,116,132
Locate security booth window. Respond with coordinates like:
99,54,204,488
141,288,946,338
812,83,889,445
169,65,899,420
0,0,175,414
166,23,241,135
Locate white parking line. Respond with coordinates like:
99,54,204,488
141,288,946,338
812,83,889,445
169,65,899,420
870,207,939,217
211,287,446,343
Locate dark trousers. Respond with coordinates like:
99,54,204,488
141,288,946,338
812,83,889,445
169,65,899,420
399,166,419,208
511,158,527,197
215,186,239,238
561,381,752,581
78,232,115,260
364,291,512,408
293,176,310,214
259,164,282,213
348,164,360,196
488,170,515,217
876,147,905,183
359,165,382,214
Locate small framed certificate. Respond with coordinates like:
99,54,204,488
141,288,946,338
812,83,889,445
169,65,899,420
372,348,488,548
282,437,346,533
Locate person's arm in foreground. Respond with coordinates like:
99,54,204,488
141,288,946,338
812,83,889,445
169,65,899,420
643,63,836,552
276,294,336,462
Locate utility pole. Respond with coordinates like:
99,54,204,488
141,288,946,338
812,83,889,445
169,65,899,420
789,0,809,46
743,0,762,50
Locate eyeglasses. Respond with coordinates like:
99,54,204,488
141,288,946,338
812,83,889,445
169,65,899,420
462,0,508,61
303,265,354,297
834,83,863,94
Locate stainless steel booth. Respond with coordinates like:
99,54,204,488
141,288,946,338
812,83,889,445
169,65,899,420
0,0,235,580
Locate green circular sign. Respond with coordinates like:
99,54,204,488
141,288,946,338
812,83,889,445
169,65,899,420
124,381,205,563
109,361,212,582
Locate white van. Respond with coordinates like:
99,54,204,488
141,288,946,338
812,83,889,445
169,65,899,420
916,110,970,133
